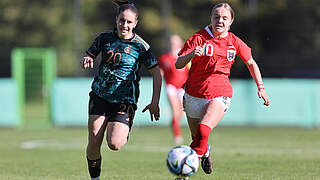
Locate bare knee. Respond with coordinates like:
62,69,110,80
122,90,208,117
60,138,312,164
106,122,130,151
107,140,126,151
107,143,120,151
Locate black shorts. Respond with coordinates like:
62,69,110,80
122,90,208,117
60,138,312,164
88,91,137,129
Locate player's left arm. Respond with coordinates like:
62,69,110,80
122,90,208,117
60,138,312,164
245,57,271,106
142,65,162,121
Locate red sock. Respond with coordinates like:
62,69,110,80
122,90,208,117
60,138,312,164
172,118,181,137
190,124,212,159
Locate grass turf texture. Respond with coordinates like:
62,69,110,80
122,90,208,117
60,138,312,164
0,126,319,180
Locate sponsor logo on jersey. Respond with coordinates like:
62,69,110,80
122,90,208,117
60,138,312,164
124,46,132,54
227,50,236,61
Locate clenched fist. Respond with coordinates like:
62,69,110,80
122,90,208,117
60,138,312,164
80,56,94,69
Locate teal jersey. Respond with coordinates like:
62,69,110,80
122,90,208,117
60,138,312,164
86,30,158,104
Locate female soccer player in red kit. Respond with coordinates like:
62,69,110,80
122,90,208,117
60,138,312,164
159,35,189,144
175,2,271,177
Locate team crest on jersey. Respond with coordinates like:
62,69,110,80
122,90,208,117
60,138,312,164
124,46,132,54
227,50,236,61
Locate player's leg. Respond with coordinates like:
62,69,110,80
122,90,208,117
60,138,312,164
201,100,225,129
198,100,225,174
167,87,184,144
188,101,223,174
86,91,109,180
186,116,200,139
87,115,107,158
183,92,210,158
187,97,228,154
195,98,229,174
106,103,136,150
184,93,229,174
86,115,107,180
183,92,202,142
106,121,130,150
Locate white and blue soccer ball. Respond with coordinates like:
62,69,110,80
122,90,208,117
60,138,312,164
166,145,199,177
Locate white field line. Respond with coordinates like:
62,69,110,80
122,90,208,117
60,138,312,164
20,139,171,152
20,139,320,155
21,139,84,150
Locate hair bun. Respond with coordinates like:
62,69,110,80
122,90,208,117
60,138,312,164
112,0,133,7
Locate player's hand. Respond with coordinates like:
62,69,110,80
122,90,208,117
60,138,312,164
192,46,203,57
80,56,94,69
142,103,160,121
258,89,270,106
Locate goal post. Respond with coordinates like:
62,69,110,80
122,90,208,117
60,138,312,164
11,48,56,127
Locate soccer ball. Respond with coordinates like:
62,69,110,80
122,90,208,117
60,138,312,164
166,145,199,177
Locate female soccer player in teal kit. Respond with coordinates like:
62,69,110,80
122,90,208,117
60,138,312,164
80,1,162,179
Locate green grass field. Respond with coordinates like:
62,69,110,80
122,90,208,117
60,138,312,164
0,126,320,180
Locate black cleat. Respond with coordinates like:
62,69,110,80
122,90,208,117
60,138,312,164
201,145,213,174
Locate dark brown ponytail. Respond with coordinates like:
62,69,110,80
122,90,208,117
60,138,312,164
112,0,138,20
112,0,133,7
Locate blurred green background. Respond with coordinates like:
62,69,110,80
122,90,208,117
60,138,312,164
1,0,319,78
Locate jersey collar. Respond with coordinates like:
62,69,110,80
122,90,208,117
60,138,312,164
205,25,229,39
205,25,214,38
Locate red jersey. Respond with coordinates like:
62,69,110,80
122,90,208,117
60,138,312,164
178,26,252,98
158,53,189,88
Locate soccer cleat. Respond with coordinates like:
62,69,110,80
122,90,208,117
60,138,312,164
175,177,189,180
201,145,213,174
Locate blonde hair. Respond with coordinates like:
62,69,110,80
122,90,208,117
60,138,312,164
211,2,235,20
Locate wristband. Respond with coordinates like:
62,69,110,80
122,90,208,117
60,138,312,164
257,84,264,90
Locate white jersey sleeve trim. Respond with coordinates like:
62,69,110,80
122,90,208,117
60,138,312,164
205,25,215,38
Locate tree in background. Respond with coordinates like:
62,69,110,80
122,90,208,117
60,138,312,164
0,0,319,78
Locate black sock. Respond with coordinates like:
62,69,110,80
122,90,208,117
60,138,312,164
87,156,101,178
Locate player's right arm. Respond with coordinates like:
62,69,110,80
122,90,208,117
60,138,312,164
80,56,94,69
175,46,202,69
80,33,105,69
